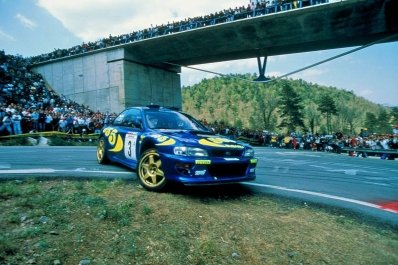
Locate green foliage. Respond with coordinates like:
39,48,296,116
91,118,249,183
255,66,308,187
377,109,392,134
0,137,33,146
182,75,395,135
364,112,378,133
318,94,337,134
278,83,305,133
391,107,398,125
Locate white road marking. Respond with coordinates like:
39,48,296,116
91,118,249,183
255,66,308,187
327,169,358,175
0,168,132,175
242,182,398,214
71,169,132,174
274,151,321,157
0,168,58,174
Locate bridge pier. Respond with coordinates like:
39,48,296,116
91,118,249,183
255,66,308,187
32,48,182,114
254,56,270,82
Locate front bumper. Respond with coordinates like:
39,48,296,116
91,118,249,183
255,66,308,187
160,153,257,185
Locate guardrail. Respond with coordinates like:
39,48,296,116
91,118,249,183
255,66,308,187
0,131,99,142
341,147,398,160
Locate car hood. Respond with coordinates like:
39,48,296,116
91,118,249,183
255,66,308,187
155,130,248,149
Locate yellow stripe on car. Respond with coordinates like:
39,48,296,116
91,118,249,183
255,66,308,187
156,138,176,146
199,138,244,149
109,134,124,152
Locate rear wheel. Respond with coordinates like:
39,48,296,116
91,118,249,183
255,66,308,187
137,149,167,191
97,138,109,164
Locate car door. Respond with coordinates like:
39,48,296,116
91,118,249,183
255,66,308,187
111,108,143,168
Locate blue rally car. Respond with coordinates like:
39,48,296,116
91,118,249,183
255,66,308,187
97,105,257,191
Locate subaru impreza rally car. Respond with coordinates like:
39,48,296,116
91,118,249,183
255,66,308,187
97,105,257,191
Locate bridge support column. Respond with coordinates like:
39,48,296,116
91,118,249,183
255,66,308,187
32,48,182,114
254,56,270,82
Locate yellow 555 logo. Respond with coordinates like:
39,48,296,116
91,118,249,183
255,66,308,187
103,127,123,152
153,134,176,146
199,137,243,149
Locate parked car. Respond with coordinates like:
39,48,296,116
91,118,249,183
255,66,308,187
97,105,257,191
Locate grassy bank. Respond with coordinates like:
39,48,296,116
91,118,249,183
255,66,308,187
1,179,397,265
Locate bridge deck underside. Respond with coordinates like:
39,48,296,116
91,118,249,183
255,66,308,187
123,0,398,66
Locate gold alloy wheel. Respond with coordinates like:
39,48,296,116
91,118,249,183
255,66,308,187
97,138,108,164
138,149,166,190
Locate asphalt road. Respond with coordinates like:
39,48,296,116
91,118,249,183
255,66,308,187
1,146,397,225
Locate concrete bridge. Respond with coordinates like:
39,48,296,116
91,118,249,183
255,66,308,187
32,0,398,113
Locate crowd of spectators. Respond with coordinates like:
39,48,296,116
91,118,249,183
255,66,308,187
1,48,396,159
30,0,330,63
0,50,117,137
204,119,398,159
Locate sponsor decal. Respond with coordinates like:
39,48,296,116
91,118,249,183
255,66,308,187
153,134,176,146
104,127,123,152
194,170,207,176
195,160,211,165
199,137,244,149
224,158,239,161
124,133,138,160
156,138,176,146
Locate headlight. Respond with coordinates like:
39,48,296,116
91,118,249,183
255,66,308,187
174,146,208,157
243,148,255,157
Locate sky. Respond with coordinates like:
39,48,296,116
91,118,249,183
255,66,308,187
1,0,397,106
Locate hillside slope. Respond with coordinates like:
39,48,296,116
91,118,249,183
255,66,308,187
182,74,395,135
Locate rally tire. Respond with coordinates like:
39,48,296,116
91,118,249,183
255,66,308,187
97,138,110,164
137,148,167,191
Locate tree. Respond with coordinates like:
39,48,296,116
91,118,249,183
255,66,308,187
377,108,391,134
364,112,378,134
318,94,337,134
391,106,398,125
257,86,280,131
278,84,304,133
304,102,321,133
339,104,361,135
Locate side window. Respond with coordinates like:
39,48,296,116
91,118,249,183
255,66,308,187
117,109,143,129
112,109,141,128
112,112,126,126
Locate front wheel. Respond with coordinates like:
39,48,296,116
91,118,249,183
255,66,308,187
137,149,167,191
97,138,110,164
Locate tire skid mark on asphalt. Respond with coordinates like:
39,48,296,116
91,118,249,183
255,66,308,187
243,182,398,214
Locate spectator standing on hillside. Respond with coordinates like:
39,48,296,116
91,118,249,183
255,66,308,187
348,136,358,156
292,136,298,149
30,109,39,132
380,137,390,160
0,107,5,124
11,111,22,134
45,111,53,131
38,109,46,132
65,115,74,134
0,112,12,135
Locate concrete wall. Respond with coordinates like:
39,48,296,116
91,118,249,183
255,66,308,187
124,61,181,109
32,48,181,114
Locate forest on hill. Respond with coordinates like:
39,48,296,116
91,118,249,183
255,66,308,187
182,74,398,136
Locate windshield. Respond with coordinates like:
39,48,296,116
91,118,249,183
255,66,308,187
144,110,210,131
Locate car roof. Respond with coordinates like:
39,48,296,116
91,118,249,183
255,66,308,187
125,105,180,112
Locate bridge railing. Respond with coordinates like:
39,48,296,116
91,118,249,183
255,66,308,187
30,0,333,63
